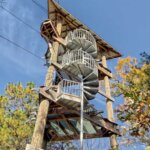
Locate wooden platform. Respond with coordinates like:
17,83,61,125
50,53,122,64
45,105,120,141
39,87,120,142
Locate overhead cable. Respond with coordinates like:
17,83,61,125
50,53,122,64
1,6,40,34
0,34,43,61
32,0,47,14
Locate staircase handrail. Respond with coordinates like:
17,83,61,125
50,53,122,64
62,49,98,75
57,79,81,98
66,29,97,49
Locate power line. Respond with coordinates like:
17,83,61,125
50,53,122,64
32,0,47,14
1,6,40,34
0,34,44,61
0,0,6,7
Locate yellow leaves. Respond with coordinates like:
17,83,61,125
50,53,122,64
16,125,32,138
114,55,150,145
116,57,137,79
0,96,8,105
145,146,150,150
25,86,32,94
0,82,38,149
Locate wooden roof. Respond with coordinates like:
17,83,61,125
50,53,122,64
48,0,122,60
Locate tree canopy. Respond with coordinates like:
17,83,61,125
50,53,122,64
0,82,77,150
113,53,150,146
0,82,38,150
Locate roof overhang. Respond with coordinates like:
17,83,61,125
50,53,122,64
47,0,122,60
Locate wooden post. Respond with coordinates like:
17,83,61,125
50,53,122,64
45,21,62,87
31,99,50,149
102,56,118,150
26,1,63,150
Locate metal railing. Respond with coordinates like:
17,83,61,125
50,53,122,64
62,49,98,74
57,79,81,97
66,29,97,49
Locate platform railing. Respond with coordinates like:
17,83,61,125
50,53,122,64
66,29,97,49
62,49,98,74
58,79,81,98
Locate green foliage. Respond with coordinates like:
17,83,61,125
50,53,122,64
0,82,77,150
0,82,38,150
112,53,150,147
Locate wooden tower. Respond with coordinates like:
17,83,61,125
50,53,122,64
26,0,121,150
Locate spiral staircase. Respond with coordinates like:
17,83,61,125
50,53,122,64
56,29,99,108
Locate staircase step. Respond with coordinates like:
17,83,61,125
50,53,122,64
90,51,97,58
82,40,93,51
83,72,97,81
83,72,92,81
85,45,96,54
84,90,95,100
84,79,99,86
84,87,98,95
84,86,98,94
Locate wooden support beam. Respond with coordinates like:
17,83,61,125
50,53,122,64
45,20,62,87
31,99,50,149
68,110,120,135
102,56,118,150
61,114,80,136
48,122,59,138
56,121,69,136
53,36,67,46
47,113,79,121
47,106,120,135
50,132,111,141
39,87,57,102
30,2,63,149
92,124,102,133
51,61,63,70
97,64,113,78
102,56,114,122
66,120,80,135
98,90,114,102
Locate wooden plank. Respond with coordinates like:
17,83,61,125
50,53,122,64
98,90,114,102
61,114,80,136
97,65,113,78
66,120,80,135
47,113,79,121
82,113,119,135
39,87,57,102
56,121,69,136
51,61,63,70
53,36,67,46
50,132,111,141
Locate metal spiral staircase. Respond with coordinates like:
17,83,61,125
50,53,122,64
56,29,99,108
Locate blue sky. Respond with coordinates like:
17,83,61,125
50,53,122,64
0,0,149,149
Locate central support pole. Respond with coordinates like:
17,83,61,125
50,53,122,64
80,77,84,150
